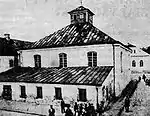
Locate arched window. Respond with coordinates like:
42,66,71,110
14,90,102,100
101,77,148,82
87,51,97,67
132,60,136,67
9,59,14,67
59,53,67,67
140,60,143,67
34,55,41,68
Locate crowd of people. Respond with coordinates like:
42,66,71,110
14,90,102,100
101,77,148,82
49,100,105,116
48,97,131,116
73,102,96,116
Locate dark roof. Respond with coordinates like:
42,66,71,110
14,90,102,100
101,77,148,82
12,39,34,50
142,47,150,55
27,23,126,49
0,66,113,86
68,6,95,15
0,37,33,56
0,37,17,56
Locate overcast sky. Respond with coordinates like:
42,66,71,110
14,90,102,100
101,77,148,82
0,0,150,47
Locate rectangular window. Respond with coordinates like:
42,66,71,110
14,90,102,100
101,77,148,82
36,87,43,99
78,89,87,102
20,85,26,98
87,52,97,67
55,87,62,100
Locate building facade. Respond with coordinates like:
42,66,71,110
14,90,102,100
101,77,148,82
0,5,132,114
0,34,17,73
19,6,131,96
0,34,33,73
129,45,150,79
0,56,15,72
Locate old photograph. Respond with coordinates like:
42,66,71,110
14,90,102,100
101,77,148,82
0,0,149,115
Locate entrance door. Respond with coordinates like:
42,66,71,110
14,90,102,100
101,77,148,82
2,85,12,100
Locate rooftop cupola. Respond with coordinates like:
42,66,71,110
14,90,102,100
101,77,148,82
68,6,94,24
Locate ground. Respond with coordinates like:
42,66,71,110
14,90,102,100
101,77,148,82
0,110,39,116
102,79,150,116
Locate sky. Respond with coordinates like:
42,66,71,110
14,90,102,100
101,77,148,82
0,0,150,47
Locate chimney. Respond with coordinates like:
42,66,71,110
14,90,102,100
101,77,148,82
4,33,10,40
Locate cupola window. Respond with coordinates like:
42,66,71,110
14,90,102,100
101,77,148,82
80,13,84,18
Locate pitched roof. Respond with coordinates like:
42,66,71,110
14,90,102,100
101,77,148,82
12,39,34,50
68,6,95,15
27,23,125,49
0,37,18,56
0,37,33,56
0,66,113,86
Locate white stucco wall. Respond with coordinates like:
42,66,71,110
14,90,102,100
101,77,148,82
130,47,150,79
114,45,131,96
20,44,113,67
98,69,114,102
19,44,131,96
131,56,150,72
0,56,14,73
0,82,97,107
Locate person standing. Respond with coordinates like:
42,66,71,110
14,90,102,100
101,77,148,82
49,105,55,116
90,104,96,116
97,101,104,116
84,104,88,116
87,103,92,116
78,104,83,116
74,102,78,116
61,99,65,113
65,105,73,116
124,96,130,112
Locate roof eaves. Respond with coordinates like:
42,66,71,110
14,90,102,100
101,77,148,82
113,42,132,52
20,43,120,50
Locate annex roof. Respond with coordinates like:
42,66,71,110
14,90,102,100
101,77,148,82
12,39,34,50
27,23,126,49
0,66,113,86
0,37,33,56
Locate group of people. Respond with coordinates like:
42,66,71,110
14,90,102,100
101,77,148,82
49,101,98,116
61,101,97,116
74,102,96,116
48,103,73,116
